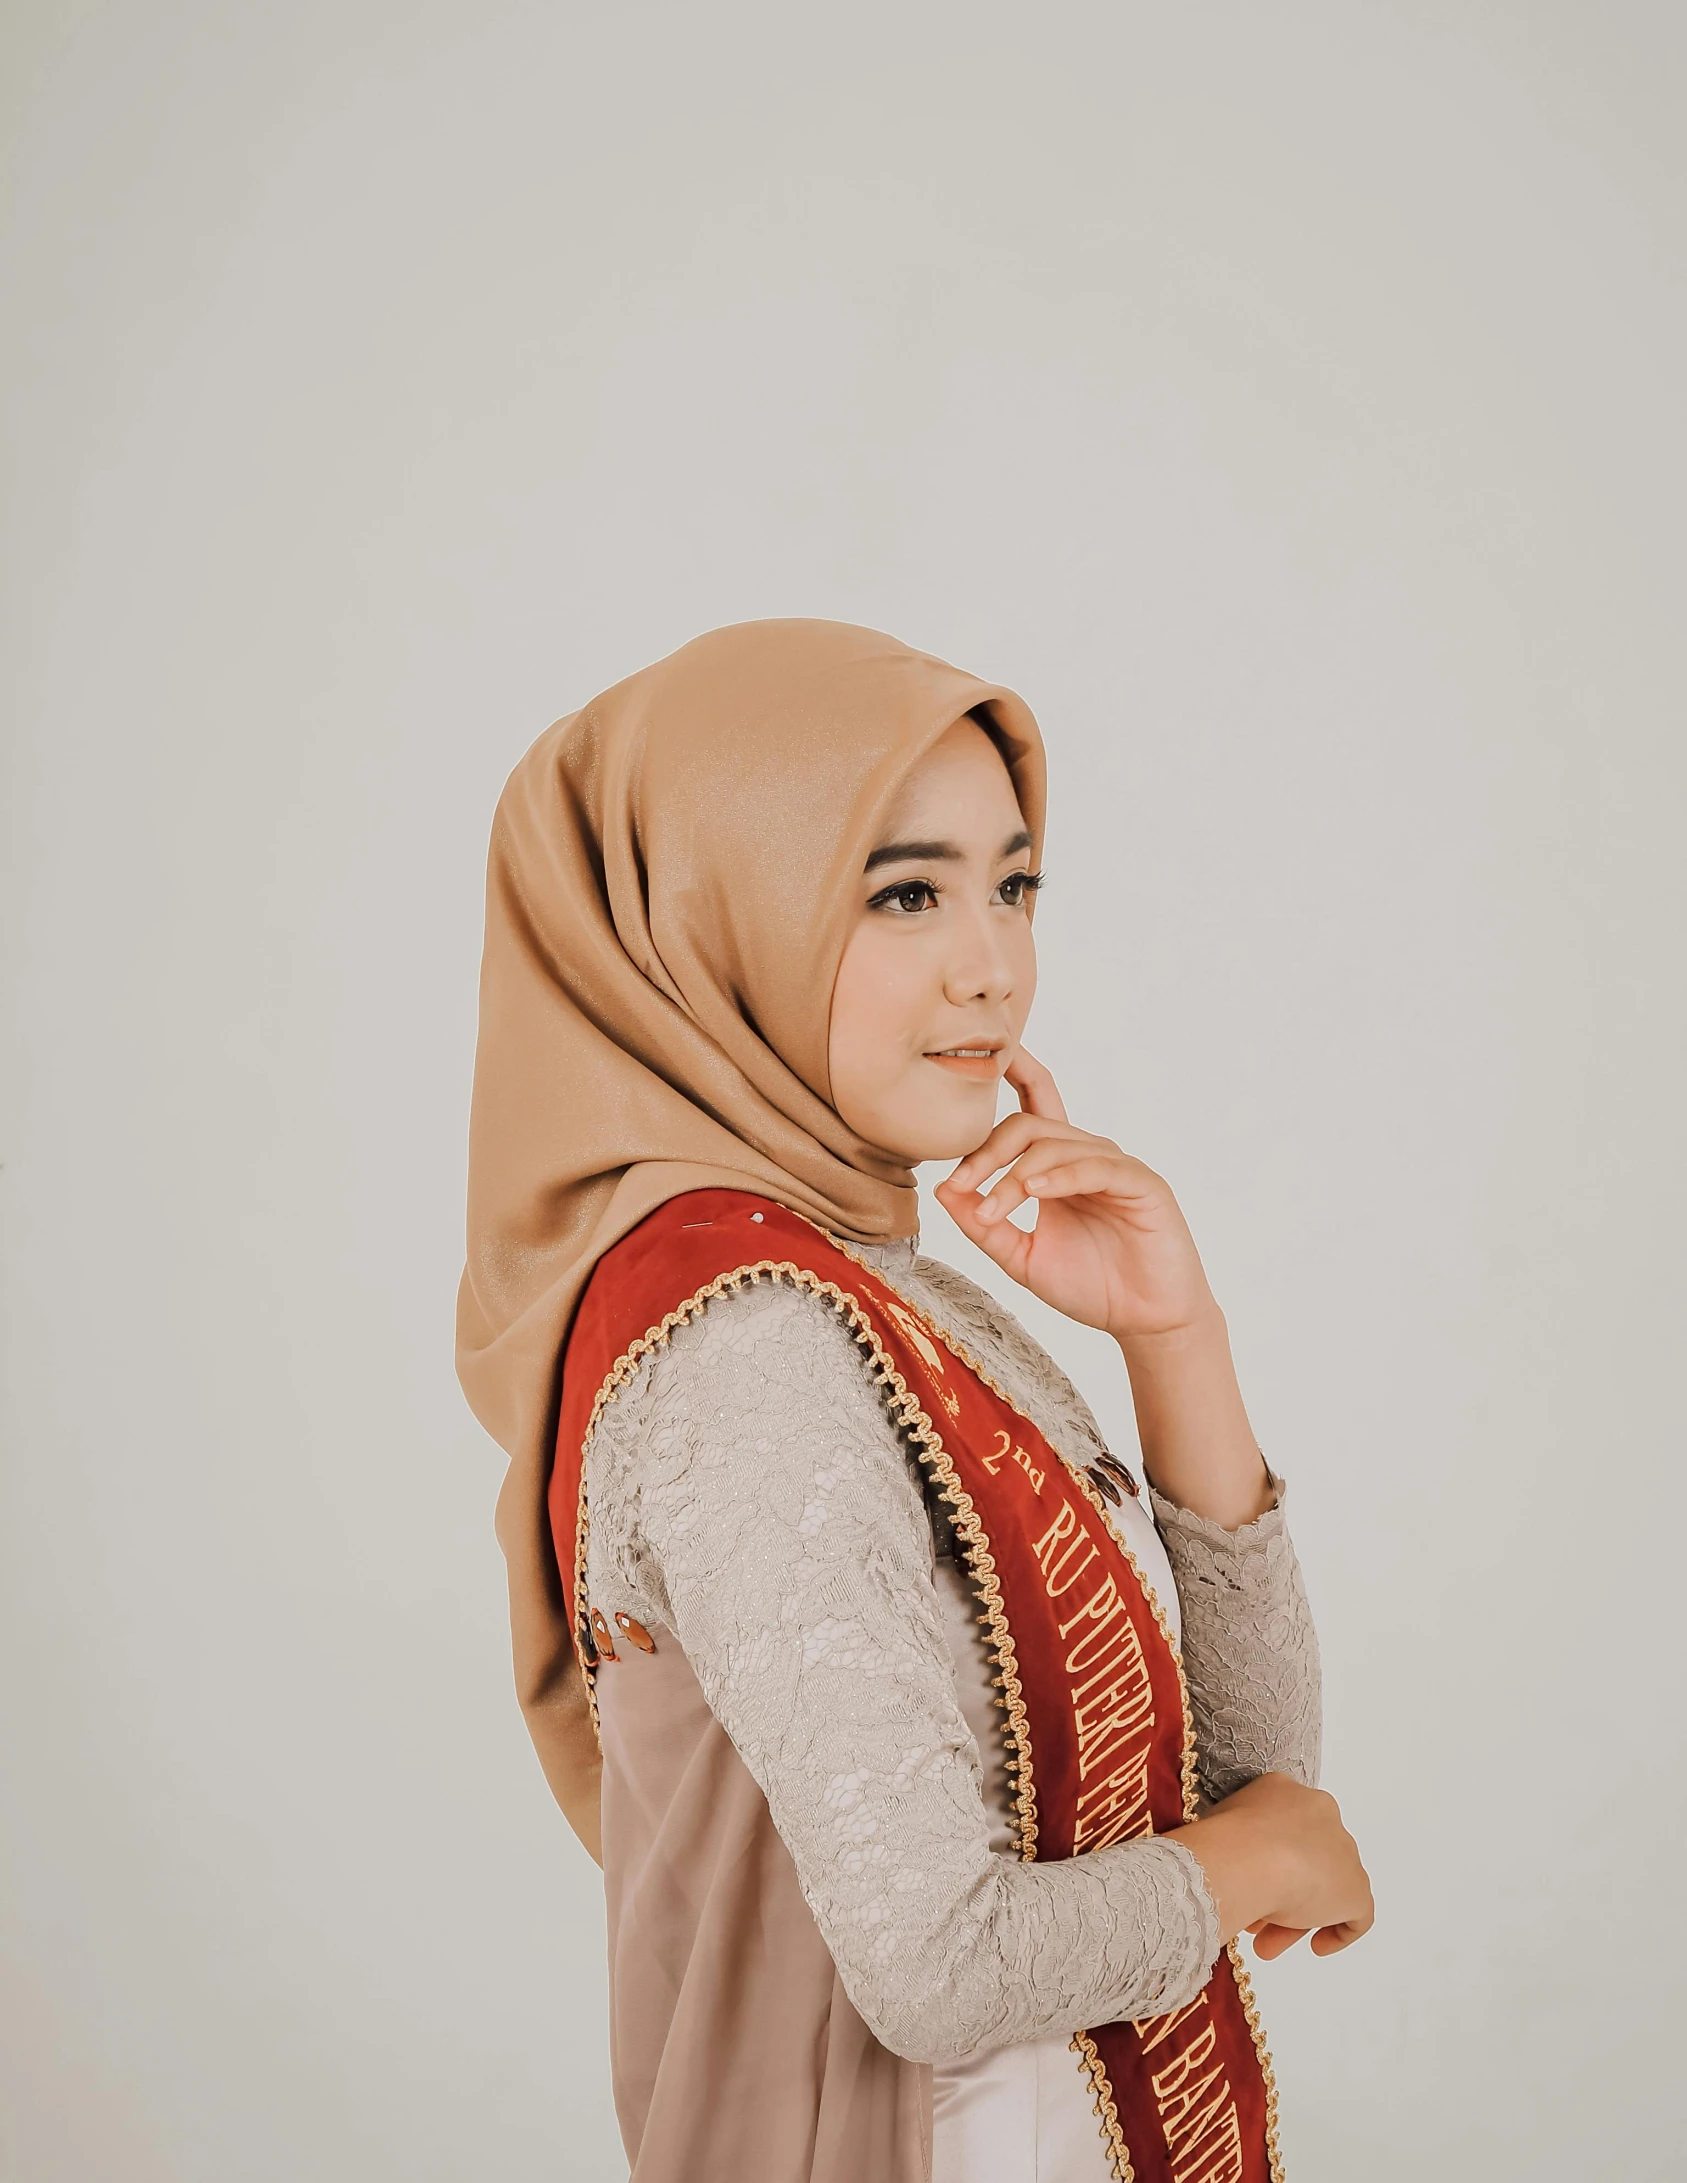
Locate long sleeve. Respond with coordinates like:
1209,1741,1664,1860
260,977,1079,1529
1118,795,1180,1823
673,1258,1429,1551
583,1277,1221,2067
899,1253,1324,1812
1147,1484,1322,1803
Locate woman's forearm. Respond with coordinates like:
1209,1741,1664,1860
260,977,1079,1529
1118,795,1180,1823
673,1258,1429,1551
614,1278,1227,2060
1121,1307,1321,1801
1151,1484,1323,1801
1118,1305,1274,1530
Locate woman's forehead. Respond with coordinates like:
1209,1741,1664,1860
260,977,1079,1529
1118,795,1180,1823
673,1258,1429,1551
877,718,1028,839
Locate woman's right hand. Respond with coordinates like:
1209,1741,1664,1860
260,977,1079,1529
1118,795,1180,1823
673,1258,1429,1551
1167,1773,1374,1961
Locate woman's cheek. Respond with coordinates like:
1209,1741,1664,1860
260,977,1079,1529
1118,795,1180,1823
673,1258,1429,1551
827,929,913,1128
1012,928,1038,1027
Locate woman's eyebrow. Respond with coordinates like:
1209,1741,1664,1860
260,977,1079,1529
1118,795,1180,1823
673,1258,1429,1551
863,838,960,871
862,827,1033,874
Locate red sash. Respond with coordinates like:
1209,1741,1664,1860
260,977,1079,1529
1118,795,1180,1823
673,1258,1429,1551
552,1190,1282,2183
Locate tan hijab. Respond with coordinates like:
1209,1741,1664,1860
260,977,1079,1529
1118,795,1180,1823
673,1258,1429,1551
456,618,1045,1845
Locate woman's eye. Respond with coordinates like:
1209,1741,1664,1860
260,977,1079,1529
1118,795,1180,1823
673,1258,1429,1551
873,881,940,915
994,870,1044,908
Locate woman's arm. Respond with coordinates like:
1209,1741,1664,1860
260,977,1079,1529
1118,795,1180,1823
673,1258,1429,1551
588,1278,1225,2065
1117,1314,1322,1796
1150,1483,1322,1799
901,1253,1323,1805
1117,1310,1274,1529
935,1050,1271,1524
937,1049,1369,1957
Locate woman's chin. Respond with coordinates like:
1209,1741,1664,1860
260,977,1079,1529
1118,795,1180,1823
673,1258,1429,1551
887,1093,1002,1167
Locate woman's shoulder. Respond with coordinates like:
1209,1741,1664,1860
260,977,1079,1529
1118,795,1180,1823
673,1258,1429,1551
581,1252,934,1589
584,1260,896,1463
900,1247,1050,1376
903,1248,1035,1347
899,1248,1110,1465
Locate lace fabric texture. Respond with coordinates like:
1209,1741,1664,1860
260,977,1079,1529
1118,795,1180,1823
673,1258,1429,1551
1146,1485,1322,1805
584,1239,1320,2065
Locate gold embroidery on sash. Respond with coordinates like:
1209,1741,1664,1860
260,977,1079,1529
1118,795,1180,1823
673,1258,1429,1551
805,1231,1282,2177
985,1425,1047,1494
1127,1999,1244,2183
1030,1499,1159,1851
570,1256,1040,1856
878,1292,947,1379
568,1223,1285,2183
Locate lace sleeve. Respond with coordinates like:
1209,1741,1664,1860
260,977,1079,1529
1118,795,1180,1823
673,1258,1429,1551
584,1276,1222,2066
884,1251,1324,1808
1147,1482,1323,1802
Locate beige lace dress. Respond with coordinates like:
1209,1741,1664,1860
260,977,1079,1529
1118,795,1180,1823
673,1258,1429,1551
583,1237,1321,2181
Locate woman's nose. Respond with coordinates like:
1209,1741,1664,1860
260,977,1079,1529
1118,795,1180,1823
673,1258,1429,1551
942,914,1016,1007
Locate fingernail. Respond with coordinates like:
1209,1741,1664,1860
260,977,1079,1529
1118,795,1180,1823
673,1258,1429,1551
979,1197,1000,1223
1027,1179,1044,1194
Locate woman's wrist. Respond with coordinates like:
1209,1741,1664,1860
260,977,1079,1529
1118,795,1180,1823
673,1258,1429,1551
1117,1307,1274,1530
1167,1776,1374,1960
1112,1296,1226,1360
1165,1803,1282,1944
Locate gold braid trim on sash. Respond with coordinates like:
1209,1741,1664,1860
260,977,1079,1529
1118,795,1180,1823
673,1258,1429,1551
825,1234,1204,1829
1226,1942,1286,2182
569,1259,1037,1856
567,1237,1285,2182
1070,2029,1136,2182
824,1236,1286,2181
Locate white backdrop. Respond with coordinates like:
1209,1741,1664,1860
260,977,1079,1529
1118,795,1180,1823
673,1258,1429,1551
3,4,1683,2178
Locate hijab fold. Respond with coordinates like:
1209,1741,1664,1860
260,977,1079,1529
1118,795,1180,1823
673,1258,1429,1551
456,619,1045,1838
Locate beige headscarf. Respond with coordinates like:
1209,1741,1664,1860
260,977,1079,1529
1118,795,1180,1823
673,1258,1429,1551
457,619,1045,1845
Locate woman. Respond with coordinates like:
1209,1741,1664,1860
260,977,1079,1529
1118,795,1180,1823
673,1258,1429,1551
458,619,1372,2183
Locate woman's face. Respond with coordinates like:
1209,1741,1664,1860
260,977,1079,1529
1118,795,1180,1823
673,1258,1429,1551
828,717,1039,1164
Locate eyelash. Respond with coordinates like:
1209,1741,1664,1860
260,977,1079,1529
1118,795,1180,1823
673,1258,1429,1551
867,870,1046,916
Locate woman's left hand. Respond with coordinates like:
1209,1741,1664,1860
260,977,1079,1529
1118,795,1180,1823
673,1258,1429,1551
934,1051,1217,1342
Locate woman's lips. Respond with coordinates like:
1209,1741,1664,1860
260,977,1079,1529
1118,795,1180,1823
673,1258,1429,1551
923,1047,1005,1080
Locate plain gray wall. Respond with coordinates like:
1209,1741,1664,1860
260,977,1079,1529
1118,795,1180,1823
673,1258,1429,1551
3,3,1683,2177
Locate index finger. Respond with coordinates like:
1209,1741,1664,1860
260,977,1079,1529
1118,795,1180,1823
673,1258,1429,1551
1005,1047,1068,1125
